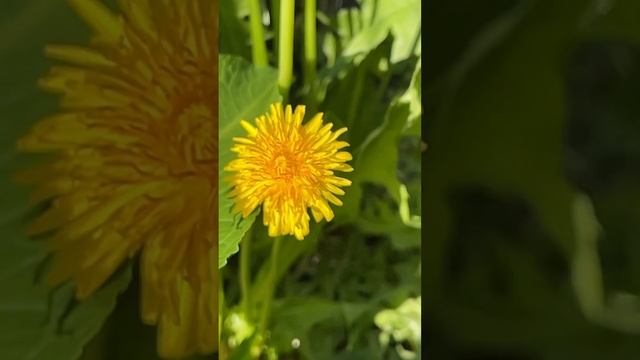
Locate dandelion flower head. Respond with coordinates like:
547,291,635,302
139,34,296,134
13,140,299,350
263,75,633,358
17,0,217,357
225,103,353,240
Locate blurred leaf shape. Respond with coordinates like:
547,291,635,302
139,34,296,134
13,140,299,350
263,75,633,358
426,0,640,357
572,193,640,334
571,193,604,319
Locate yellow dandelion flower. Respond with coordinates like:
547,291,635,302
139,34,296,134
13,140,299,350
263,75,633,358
225,103,353,240
17,0,217,357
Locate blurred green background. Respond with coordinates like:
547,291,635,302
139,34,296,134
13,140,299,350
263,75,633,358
426,0,640,359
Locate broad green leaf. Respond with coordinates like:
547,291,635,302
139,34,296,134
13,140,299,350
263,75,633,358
354,59,422,203
218,54,281,268
0,214,132,360
343,0,421,63
318,43,404,223
320,40,392,150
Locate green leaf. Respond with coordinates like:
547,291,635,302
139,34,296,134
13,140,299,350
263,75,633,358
343,0,421,63
400,60,422,136
319,41,392,150
218,54,281,268
0,220,131,360
354,95,410,203
353,59,422,203
355,197,420,251
219,0,251,61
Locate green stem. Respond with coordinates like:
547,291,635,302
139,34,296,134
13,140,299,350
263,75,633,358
271,0,280,57
304,0,317,95
248,0,268,66
278,0,295,101
350,8,362,35
258,236,283,333
337,9,351,49
219,278,225,357
346,63,365,123
240,227,252,317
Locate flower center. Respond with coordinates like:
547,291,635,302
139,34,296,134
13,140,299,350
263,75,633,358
272,150,306,181
165,103,216,179
177,104,215,161
275,155,289,176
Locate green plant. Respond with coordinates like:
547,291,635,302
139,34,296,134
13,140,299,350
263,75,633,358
218,0,422,359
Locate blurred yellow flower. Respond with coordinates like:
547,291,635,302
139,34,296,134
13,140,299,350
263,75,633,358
225,103,353,240
17,0,217,357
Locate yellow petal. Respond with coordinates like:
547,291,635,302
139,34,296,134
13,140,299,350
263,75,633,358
68,0,124,43
240,119,258,137
45,45,115,67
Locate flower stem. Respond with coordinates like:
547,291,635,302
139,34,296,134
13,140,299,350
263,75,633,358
278,0,295,101
219,280,225,357
271,0,280,56
240,227,252,317
346,62,365,123
248,0,268,67
303,0,317,94
258,236,283,333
